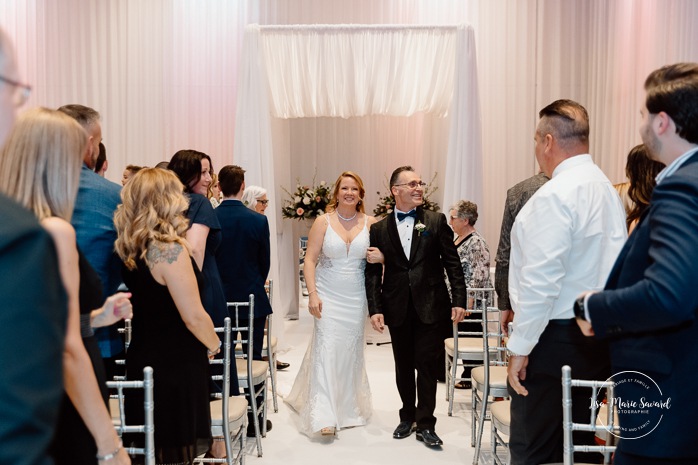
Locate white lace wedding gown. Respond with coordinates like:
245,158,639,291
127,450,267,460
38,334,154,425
285,215,373,435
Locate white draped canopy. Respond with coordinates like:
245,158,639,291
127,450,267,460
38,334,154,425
234,24,482,318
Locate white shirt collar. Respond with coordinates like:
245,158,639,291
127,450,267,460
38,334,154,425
551,154,592,178
655,147,698,185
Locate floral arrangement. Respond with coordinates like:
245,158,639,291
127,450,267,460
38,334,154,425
281,177,332,220
373,172,441,218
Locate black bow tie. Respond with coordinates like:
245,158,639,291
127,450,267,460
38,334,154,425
397,210,417,222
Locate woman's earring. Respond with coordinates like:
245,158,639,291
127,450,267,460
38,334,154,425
358,199,362,205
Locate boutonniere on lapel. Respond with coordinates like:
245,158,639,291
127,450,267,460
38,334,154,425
414,221,427,236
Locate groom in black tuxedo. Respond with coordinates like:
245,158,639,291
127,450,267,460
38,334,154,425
365,166,467,447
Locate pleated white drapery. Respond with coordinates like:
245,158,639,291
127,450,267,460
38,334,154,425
234,24,482,318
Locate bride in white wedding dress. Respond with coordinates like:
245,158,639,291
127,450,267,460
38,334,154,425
286,171,377,437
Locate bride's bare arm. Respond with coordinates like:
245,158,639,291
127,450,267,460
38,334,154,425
304,215,329,319
42,217,129,465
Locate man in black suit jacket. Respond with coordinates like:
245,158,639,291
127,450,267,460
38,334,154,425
0,28,68,465
365,166,467,448
576,63,698,464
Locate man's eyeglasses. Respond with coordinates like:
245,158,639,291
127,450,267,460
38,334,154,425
393,181,427,189
0,75,31,107
258,199,269,205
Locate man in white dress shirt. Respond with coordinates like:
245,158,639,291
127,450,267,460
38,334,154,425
505,99,627,465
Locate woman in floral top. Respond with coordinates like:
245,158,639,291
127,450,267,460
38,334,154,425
448,200,493,389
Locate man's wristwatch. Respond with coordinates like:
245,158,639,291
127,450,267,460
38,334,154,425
573,295,587,321
506,348,524,358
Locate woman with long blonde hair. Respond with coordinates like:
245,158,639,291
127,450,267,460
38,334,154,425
114,168,221,463
0,107,130,465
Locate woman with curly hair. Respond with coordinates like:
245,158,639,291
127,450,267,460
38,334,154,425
114,168,221,464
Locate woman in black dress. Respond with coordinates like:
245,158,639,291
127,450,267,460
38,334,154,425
168,150,240,458
114,168,221,464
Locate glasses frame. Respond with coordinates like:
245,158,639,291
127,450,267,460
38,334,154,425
257,199,269,205
393,180,427,189
0,75,32,107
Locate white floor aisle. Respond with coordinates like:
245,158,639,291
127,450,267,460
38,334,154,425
245,295,502,465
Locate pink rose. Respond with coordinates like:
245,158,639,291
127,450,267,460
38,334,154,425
296,207,305,216
315,196,322,202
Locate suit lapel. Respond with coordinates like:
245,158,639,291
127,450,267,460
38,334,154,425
408,208,424,263
386,213,409,264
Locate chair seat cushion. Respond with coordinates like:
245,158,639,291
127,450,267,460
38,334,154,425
444,337,500,358
491,399,511,434
210,396,248,430
472,365,509,390
236,359,268,385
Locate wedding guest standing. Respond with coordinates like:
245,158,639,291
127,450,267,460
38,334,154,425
241,185,269,214
169,150,236,459
447,200,492,389
215,166,274,436
506,100,626,465
241,184,290,371
288,171,376,437
0,108,130,465
59,104,126,381
115,168,221,464
622,144,664,233
0,29,68,465
365,166,467,448
494,172,548,335
576,63,698,465
168,150,227,326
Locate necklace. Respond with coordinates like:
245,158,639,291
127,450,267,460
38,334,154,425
336,210,358,221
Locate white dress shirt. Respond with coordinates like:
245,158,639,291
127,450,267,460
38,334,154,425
507,155,627,355
394,208,415,260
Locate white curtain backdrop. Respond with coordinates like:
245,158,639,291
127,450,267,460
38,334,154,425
234,24,482,319
2,0,698,328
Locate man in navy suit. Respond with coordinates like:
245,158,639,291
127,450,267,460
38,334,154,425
576,63,698,464
215,164,273,435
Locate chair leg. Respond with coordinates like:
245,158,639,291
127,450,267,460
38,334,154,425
248,388,263,457
269,352,278,413
471,386,477,447
472,386,488,465
261,382,268,437
448,355,457,416
444,353,450,402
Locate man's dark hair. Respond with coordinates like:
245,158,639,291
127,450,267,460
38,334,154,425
218,165,245,197
537,99,590,150
168,149,213,194
57,104,100,130
389,165,414,188
644,62,698,144
94,142,107,173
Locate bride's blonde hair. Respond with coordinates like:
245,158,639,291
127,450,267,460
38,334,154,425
114,168,191,270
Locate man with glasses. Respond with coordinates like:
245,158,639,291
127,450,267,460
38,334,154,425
0,28,68,465
365,165,467,448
